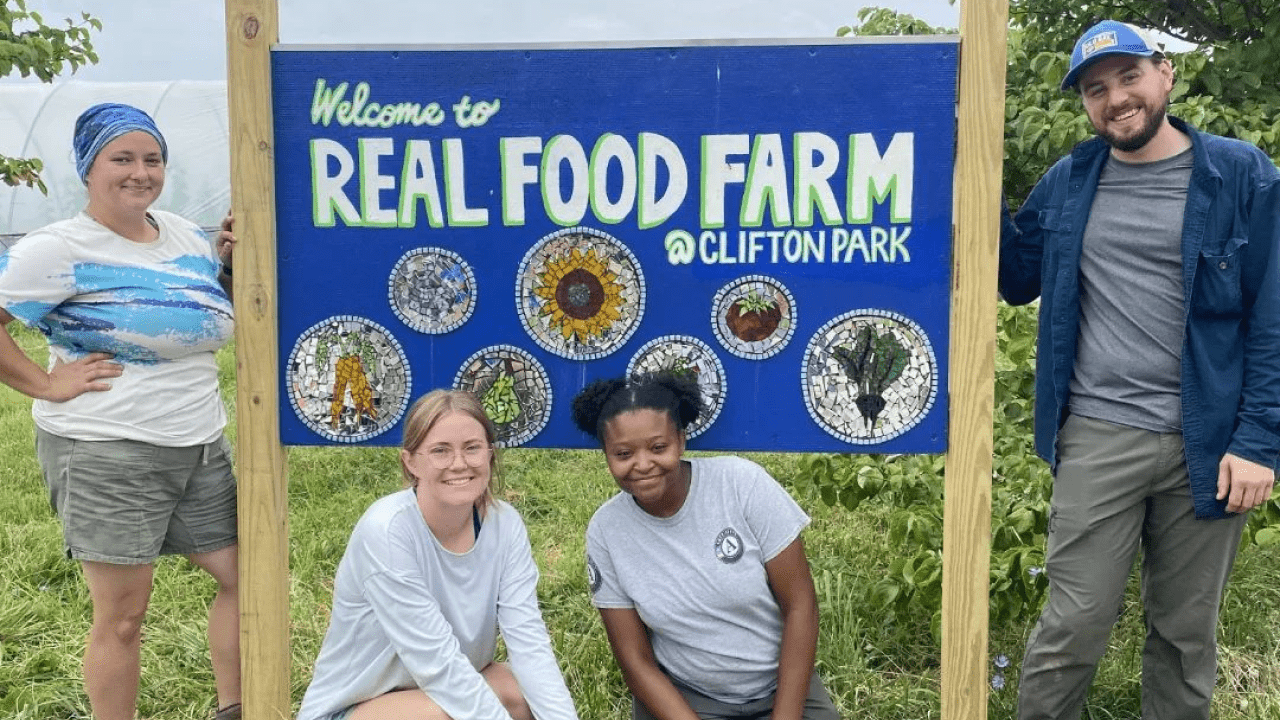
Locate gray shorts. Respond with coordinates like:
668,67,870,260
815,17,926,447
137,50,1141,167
35,427,238,564
633,669,840,720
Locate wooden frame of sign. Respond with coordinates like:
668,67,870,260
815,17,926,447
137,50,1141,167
222,0,1008,718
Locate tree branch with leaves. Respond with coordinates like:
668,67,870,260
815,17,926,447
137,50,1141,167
0,0,100,193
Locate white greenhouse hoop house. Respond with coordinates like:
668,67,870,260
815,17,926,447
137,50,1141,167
1,80,230,250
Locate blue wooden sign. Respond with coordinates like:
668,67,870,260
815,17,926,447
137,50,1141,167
271,38,958,451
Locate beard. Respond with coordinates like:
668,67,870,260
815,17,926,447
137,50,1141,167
1095,96,1168,153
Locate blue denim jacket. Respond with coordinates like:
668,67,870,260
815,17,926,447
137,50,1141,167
1000,117,1280,518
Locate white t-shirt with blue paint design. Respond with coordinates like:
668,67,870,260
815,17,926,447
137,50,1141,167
0,210,234,445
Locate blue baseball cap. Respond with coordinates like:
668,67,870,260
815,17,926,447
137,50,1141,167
1061,20,1160,91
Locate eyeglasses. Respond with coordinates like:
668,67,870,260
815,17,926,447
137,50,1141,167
417,444,493,469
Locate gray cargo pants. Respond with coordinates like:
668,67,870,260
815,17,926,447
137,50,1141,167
1017,415,1248,720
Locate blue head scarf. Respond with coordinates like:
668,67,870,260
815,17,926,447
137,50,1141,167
73,103,169,183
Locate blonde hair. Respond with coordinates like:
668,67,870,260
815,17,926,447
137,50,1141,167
399,389,502,506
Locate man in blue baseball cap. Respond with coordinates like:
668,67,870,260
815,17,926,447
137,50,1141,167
1000,18,1280,720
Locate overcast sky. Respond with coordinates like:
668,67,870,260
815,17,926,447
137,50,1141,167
6,0,961,83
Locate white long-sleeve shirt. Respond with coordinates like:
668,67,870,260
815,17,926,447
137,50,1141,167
298,490,578,720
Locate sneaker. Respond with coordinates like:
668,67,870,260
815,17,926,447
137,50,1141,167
215,703,242,720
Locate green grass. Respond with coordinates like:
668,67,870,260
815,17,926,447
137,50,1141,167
2,325,1279,718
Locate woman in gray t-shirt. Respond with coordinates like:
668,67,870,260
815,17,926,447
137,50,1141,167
572,372,839,720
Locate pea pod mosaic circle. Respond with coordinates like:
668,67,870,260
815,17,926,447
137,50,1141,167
453,344,553,447
801,309,938,444
287,315,412,443
516,227,645,360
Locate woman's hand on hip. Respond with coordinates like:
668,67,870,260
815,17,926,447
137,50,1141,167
43,352,123,401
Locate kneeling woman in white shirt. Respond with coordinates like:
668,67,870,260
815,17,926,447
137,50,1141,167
298,389,579,720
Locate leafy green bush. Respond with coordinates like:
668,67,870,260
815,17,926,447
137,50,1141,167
799,304,1050,638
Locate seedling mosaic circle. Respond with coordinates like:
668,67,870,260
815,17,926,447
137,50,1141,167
711,275,796,360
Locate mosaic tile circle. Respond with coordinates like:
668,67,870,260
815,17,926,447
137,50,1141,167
710,275,797,360
287,315,412,443
453,344,553,447
387,247,477,334
801,309,938,445
516,226,646,360
627,334,727,440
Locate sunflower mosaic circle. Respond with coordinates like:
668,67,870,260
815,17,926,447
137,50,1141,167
800,309,938,445
516,226,645,360
387,247,477,334
453,344,553,447
627,335,727,440
287,315,412,443
710,275,797,360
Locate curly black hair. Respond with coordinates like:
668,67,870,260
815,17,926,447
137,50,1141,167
570,372,703,443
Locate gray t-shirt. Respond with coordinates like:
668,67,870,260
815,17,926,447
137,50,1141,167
298,491,578,720
586,455,810,704
1069,148,1193,432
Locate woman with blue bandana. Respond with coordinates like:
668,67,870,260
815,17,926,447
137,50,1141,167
0,103,242,720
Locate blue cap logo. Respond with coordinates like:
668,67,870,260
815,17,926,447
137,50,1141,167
1080,31,1118,59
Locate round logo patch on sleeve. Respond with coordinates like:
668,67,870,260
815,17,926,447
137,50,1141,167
586,555,603,593
714,527,745,564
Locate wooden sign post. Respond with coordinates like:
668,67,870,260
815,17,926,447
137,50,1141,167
945,1,1008,719
225,1,289,718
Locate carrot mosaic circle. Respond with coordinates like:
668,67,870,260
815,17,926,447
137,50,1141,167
286,315,412,443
